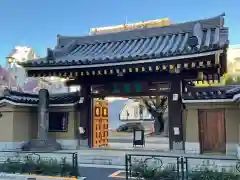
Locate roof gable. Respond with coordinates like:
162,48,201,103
21,14,229,69
56,14,225,47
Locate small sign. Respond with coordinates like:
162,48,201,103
79,127,85,134
173,127,180,135
135,131,142,141
133,129,145,147
79,97,84,104
172,94,179,101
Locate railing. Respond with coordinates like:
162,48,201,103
125,154,240,180
0,151,78,178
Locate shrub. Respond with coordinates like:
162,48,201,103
0,156,76,177
131,163,240,180
131,163,178,180
189,169,240,180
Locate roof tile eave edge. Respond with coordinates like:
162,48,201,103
182,98,234,104
0,98,79,107
23,49,224,70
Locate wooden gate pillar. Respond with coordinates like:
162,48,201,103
168,76,184,151
80,84,93,148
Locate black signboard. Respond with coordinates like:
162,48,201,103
133,129,145,147
92,81,170,96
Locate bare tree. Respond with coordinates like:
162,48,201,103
139,96,168,135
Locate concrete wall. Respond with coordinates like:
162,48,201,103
12,106,38,150
185,102,240,156
0,104,15,150
0,104,80,150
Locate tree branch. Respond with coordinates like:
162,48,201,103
139,96,168,134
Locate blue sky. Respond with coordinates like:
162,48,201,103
0,0,239,65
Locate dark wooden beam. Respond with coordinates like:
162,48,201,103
90,91,169,98
220,50,227,75
65,70,201,86
79,85,93,148
90,81,170,97
168,75,184,151
27,54,221,80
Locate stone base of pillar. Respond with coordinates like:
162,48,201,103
21,138,61,151
171,141,184,152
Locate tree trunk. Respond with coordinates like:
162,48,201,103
140,97,167,135
163,118,169,137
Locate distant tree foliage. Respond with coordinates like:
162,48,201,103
225,76,240,85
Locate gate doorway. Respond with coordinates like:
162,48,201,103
198,109,226,154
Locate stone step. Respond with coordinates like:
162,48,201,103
22,139,61,151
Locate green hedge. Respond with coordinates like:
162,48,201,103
189,169,239,180
0,157,76,177
131,164,240,180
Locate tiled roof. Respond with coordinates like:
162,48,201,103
0,89,79,105
183,85,240,100
21,14,228,67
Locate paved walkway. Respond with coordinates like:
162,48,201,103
109,136,169,144
107,142,169,151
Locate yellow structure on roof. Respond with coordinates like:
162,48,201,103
90,18,170,35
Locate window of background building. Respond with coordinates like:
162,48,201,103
48,112,68,132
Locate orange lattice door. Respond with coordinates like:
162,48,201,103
93,100,102,147
93,99,109,147
100,100,109,146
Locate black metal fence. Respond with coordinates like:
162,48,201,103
125,154,240,180
0,151,78,177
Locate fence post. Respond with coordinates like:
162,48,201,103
125,154,129,180
75,153,79,177
72,153,78,177
185,157,189,180
180,156,185,180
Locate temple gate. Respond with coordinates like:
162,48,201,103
20,14,228,151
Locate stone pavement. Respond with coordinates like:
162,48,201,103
109,136,169,144
107,142,169,151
